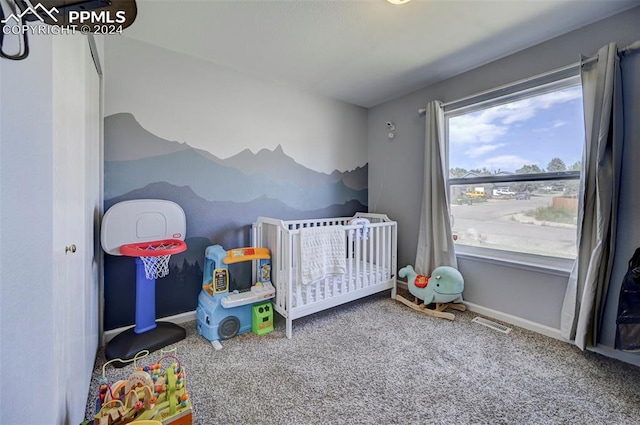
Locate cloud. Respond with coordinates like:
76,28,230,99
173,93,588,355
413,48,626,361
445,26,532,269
552,120,567,128
476,155,537,172
449,113,507,145
465,143,506,158
449,85,582,146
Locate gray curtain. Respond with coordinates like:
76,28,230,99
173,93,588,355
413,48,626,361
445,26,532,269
560,43,624,349
415,100,457,274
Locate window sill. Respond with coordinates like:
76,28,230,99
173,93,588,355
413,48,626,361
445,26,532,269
455,245,573,277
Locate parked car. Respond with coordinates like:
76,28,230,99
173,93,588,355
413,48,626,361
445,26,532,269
465,191,487,199
515,192,531,200
494,188,516,196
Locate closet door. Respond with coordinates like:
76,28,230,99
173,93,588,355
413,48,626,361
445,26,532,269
51,33,100,424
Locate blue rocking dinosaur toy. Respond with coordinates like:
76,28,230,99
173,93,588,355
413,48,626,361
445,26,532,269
396,265,466,320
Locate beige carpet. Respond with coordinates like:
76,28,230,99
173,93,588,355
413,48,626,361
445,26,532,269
85,292,640,424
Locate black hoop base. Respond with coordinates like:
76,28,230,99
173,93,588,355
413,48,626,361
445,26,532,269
105,322,186,368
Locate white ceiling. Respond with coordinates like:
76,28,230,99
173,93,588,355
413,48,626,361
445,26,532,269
123,0,640,107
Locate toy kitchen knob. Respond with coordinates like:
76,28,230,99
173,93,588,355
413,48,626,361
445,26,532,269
65,244,77,254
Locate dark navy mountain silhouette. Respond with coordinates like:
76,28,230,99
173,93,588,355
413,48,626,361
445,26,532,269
105,182,367,250
103,182,367,329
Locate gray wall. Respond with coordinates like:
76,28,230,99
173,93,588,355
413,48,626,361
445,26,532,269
368,7,640,351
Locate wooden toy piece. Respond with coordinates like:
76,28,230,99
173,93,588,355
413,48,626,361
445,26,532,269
437,302,466,313
141,385,154,410
117,406,128,418
103,380,127,405
394,293,456,320
125,371,154,393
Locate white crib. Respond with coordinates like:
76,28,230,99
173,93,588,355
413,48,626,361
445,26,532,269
252,213,397,338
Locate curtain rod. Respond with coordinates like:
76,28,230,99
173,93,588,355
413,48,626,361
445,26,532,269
441,58,594,108
419,40,640,116
620,40,640,55
417,57,594,116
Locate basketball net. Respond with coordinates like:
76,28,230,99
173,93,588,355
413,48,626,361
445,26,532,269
138,241,180,280
121,239,186,280
140,254,172,280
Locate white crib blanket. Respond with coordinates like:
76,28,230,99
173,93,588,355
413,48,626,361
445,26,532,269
299,226,346,285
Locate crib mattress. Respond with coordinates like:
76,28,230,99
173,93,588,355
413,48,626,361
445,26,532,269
286,261,390,308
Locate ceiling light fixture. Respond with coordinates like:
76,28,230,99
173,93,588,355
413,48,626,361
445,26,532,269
386,0,411,5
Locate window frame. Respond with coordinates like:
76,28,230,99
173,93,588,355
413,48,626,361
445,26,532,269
444,73,583,268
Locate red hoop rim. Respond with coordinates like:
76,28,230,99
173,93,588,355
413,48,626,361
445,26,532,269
120,239,187,257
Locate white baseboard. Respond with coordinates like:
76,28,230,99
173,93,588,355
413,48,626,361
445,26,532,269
464,302,566,342
453,302,640,368
103,310,197,344
395,281,565,341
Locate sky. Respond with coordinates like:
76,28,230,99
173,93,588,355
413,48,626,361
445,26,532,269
448,85,584,173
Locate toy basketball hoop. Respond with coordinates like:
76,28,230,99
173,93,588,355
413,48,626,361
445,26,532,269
101,200,189,366
121,239,187,280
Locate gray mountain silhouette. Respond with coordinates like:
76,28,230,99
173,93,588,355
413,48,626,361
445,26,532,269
105,148,367,211
105,113,191,161
105,182,367,249
210,146,368,191
105,113,367,191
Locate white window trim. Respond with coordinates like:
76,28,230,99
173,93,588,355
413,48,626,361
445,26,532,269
455,245,573,277
445,73,582,270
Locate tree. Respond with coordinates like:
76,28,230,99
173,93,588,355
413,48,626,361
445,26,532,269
547,157,567,172
570,161,582,171
449,167,468,178
516,164,543,174
469,168,492,176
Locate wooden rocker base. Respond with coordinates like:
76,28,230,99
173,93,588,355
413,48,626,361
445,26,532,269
394,294,466,321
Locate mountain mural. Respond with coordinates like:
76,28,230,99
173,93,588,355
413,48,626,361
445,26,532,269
105,113,368,204
103,113,368,330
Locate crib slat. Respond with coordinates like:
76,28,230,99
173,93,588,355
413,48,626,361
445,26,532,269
295,233,303,307
368,227,373,286
375,226,380,283
355,235,360,291
334,262,339,298
384,227,391,279
383,225,388,279
348,230,354,292
324,276,329,301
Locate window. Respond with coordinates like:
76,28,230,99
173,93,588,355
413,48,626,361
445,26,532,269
446,75,584,260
